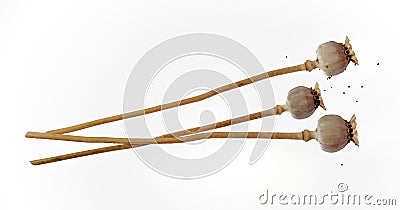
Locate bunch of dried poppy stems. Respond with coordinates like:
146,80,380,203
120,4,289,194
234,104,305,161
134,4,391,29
25,36,359,165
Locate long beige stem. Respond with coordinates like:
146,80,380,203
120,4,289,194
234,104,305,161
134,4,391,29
26,131,204,144
160,104,288,138
29,144,134,166
28,104,288,163
29,130,316,165
28,127,310,145
26,132,131,144
46,61,316,135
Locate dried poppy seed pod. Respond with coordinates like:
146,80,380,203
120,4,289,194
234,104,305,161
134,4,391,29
316,36,359,77
285,82,326,119
316,114,358,152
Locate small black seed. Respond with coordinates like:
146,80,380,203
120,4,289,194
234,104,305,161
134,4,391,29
331,87,333,88
343,92,345,94
285,56,288,58
356,100,358,103
340,163,343,166
361,86,364,88
323,89,326,91
377,63,379,65
348,86,350,88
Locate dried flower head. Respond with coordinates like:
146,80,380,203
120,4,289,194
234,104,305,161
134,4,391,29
316,36,358,77
316,114,358,152
286,82,326,119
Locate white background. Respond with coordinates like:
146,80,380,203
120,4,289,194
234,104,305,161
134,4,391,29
1,0,399,209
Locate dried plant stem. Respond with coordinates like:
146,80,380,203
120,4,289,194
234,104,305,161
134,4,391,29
28,104,288,163
26,131,203,144
26,132,131,144
29,130,316,165
29,144,133,166
160,104,288,138
46,61,317,135
28,125,307,145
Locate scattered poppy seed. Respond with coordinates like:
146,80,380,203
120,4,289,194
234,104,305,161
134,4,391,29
340,163,343,166
356,100,358,103
323,89,326,91
343,92,345,94
348,86,350,88
377,63,379,65
285,56,288,58
361,86,364,88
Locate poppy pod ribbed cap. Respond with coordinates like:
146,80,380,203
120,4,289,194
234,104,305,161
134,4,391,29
316,36,358,77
